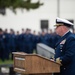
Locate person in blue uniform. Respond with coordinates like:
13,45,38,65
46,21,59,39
19,29,25,52
54,17,75,75
50,32,60,49
24,29,33,53
9,29,16,59
32,31,37,50
0,28,5,61
3,29,10,60
15,31,20,52
39,30,50,46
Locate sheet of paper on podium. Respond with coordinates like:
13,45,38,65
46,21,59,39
37,43,55,59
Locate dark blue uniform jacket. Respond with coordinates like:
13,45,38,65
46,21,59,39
54,31,75,75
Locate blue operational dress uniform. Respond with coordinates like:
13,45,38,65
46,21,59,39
32,34,37,50
15,34,20,52
45,33,53,47
3,32,10,60
19,33,25,52
50,33,60,49
0,29,5,61
54,17,75,75
0,34,5,61
9,33,16,59
39,32,50,46
9,33,16,52
24,33,33,53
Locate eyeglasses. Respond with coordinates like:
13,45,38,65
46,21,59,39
57,25,62,27
56,25,63,28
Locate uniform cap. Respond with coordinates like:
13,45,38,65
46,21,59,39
54,17,74,28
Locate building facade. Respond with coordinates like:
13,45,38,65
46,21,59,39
0,0,75,32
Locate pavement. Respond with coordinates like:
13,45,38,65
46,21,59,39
0,67,21,75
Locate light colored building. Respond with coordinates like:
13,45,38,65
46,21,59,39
0,0,75,33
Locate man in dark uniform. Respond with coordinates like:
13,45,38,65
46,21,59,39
0,28,5,61
32,30,37,50
15,31,20,52
3,29,10,60
50,32,60,49
9,29,16,59
40,30,50,46
54,17,75,75
19,28,25,52
24,29,33,53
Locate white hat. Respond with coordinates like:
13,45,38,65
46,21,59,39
54,17,74,28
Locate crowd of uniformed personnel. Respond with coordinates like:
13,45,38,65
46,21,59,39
0,28,61,61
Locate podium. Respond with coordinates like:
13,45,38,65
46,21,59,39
13,52,60,75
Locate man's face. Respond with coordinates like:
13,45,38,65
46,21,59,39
0,31,3,35
55,25,63,36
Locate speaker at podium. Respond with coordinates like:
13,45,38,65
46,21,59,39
13,44,60,75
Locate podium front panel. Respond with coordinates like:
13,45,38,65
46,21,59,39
13,53,60,74
14,54,26,73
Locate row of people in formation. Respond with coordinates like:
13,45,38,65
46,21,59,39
0,28,60,61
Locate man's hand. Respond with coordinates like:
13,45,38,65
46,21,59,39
56,57,62,65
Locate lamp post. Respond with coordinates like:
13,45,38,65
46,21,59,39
57,0,60,17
